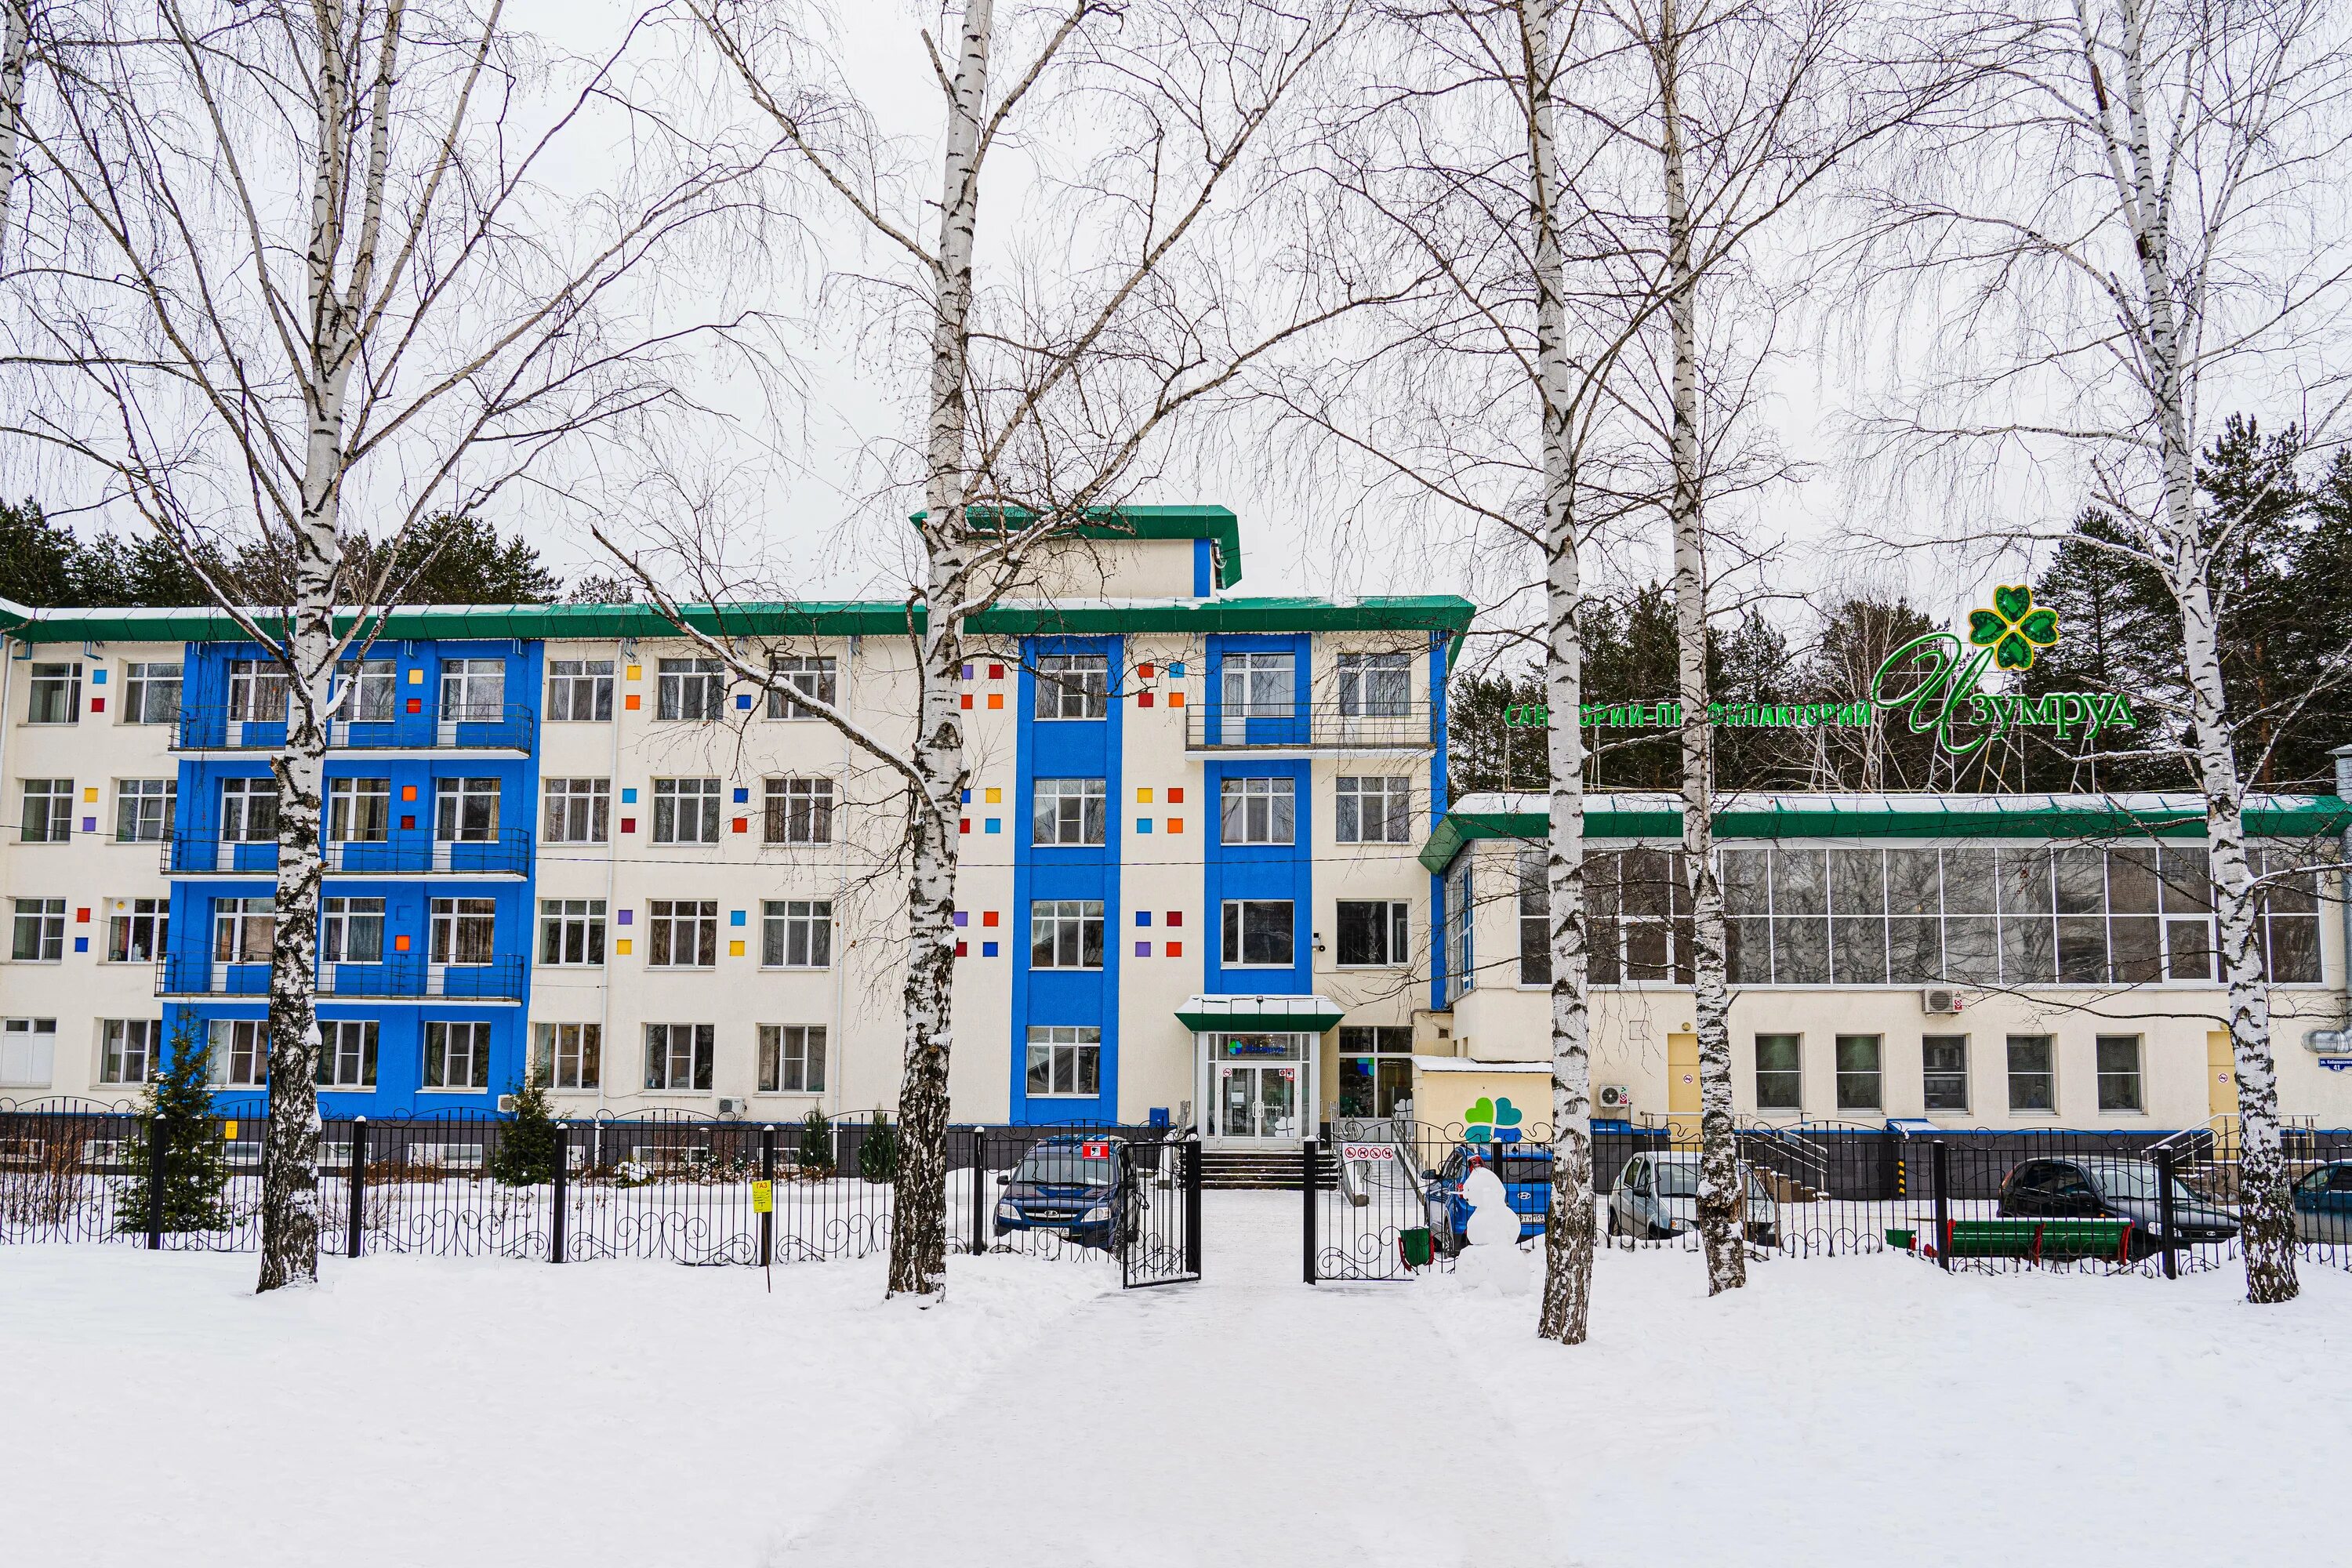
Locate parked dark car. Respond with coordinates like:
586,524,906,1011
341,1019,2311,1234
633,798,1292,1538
1996,1156,2238,1258
993,1134,1130,1250
2292,1161,2352,1244
1423,1144,1552,1256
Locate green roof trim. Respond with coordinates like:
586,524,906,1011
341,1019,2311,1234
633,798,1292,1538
1417,794,2352,873
0,592,1471,648
910,503,1245,589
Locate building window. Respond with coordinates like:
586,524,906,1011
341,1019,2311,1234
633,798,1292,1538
424,1021,492,1090
1443,858,1475,1004
1922,1034,1969,1112
1517,849,1551,986
1336,651,1411,717
434,777,499,841
21,779,73,844
318,1021,379,1088
212,898,274,964
115,779,176,843
220,776,277,843
1835,1034,1882,1112
227,660,289,723
428,897,495,966
438,658,506,721
328,777,391,843
539,899,606,966
1030,900,1105,970
27,661,81,724
532,1022,601,1090
12,898,64,961
2253,848,2324,984
543,778,611,844
1219,775,1294,845
1338,1025,1415,1119
1032,778,1106,846
764,777,833,845
121,662,183,726
656,658,725,720
546,659,614,722
758,1024,826,1093
1335,900,1409,967
644,1022,714,1091
322,897,386,964
210,1019,267,1088
1033,653,1109,719
1025,1025,1101,1097
1755,1033,1802,1111
108,898,167,963
648,899,718,967
2006,1034,2056,1114
338,659,397,721
1221,900,1294,967
767,656,837,719
0,1018,56,1088
100,1019,160,1086
1589,848,1695,986
761,900,833,968
1334,775,1410,844
1221,649,1294,718
652,777,721,844
2096,1034,2143,1112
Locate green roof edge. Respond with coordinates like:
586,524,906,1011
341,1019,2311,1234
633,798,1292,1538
908,503,1245,590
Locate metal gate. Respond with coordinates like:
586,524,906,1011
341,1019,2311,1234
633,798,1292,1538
1120,1136,1201,1287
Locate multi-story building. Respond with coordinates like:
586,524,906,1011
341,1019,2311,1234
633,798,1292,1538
0,507,1471,1140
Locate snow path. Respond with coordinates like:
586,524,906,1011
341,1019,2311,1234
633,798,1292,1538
768,1192,1554,1568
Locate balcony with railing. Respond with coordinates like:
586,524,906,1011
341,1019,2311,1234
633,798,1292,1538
1183,696,1439,751
158,954,528,1003
162,830,532,879
171,703,535,753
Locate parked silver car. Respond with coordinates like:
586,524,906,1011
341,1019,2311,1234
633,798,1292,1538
1606,1152,1779,1247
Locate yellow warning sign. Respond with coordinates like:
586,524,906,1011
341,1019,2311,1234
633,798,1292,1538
751,1180,773,1214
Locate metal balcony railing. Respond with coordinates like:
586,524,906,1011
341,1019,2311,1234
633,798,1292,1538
162,830,532,879
1182,697,1439,751
158,955,528,1002
172,703,535,753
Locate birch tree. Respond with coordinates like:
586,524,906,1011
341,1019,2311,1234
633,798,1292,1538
606,0,1375,1299
4,0,770,1289
1847,0,2352,1303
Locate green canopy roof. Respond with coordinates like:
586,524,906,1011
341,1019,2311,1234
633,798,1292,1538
1175,994,1348,1033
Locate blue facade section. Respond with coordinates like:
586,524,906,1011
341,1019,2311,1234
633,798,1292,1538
1010,636,1123,1123
162,639,543,1111
1428,628,1451,1011
1192,537,1214,598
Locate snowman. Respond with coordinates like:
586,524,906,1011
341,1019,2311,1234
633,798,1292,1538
1452,1159,1532,1295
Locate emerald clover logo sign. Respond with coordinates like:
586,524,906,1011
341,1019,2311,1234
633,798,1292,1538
1465,1095,1525,1145
1967,585,2060,671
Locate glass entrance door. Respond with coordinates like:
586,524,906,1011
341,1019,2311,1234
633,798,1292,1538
1214,1062,1300,1139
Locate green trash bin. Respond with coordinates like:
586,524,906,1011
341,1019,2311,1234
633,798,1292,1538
1399,1227,1432,1269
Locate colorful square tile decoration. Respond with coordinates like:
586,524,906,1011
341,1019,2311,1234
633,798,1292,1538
1166,941,1182,958
1134,910,1151,926
1138,692,1154,707
74,938,88,953
984,818,1000,833
954,911,969,927
1168,818,1184,833
986,693,1003,710
619,817,635,833
982,941,999,958
1167,786,1184,804
956,941,969,957
617,909,633,925
1167,911,1183,927
730,909,746,926
1134,941,1151,958
1136,818,1152,834
985,786,1000,803
982,910,999,927
1137,787,1152,802
729,940,746,957
89,697,103,713
731,818,749,834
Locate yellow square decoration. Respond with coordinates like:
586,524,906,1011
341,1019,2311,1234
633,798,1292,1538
729,939,746,957
407,669,423,684
626,664,642,681
615,938,633,956
83,787,99,803
985,786,1002,804
1136,787,1153,803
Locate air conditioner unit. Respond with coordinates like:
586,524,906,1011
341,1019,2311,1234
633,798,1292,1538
717,1097,746,1116
496,1094,518,1114
1922,988,1962,1015
1596,1083,1633,1113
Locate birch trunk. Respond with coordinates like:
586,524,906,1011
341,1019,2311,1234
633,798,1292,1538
2104,0,2295,1302
1526,0,1595,1348
1656,13,1743,1294
0,0,26,249
885,0,993,1301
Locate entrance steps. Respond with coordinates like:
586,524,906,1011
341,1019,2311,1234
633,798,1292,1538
1200,1145,1340,1191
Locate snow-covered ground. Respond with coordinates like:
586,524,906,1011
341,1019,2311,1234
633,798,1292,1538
4,1191,2344,1567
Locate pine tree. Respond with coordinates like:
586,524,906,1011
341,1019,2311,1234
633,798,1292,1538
858,1112,899,1183
488,1082,565,1186
114,1017,230,1234
797,1108,834,1176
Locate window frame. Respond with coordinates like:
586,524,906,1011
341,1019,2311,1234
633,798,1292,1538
225,660,289,723
647,899,719,968
1025,1025,1102,1098
20,778,74,844
114,778,176,844
327,777,391,844
209,1018,268,1088
1220,899,1296,968
318,1019,379,1088
107,898,168,964
532,1021,602,1091
1754,1033,1802,1112
27,661,82,724
1334,775,1411,844
437,657,507,723
423,1020,492,1091
758,1023,827,1094
1032,653,1109,720
99,1018,160,1086
538,898,607,967
1335,651,1412,717
545,659,615,723
427,896,496,967
1834,1033,1883,1113
211,897,274,964
760,900,833,969
644,1022,715,1092
1334,899,1410,968
321,895,387,964
1921,1033,1969,1113
1031,777,1107,847
763,776,834,846
2095,1033,2144,1113
2005,1033,2057,1115
120,662,183,726
766,656,837,720
542,778,612,845
11,898,65,962
1029,899,1106,971
1220,649,1294,719
655,657,726,722
433,776,500,843
1218,775,1296,846
652,776,722,844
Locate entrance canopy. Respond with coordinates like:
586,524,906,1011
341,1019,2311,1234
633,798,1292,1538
1176,993,1345,1033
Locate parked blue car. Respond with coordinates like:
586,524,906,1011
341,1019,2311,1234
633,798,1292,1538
1423,1143,1551,1256
993,1134,1130,1251
2294,1161,2352,1244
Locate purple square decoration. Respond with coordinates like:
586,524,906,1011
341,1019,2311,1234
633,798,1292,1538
1134,940,1150,957
617,909,633,926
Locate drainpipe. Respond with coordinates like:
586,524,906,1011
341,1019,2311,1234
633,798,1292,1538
829,636,855,1123
2321,746,2352,1052
594,641,625,1123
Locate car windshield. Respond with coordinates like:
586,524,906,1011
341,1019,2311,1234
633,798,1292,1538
1489,1156,1552,1184
2083,1160,2199,1204
1653,1163,1772,1202
1014,1148,1116,1186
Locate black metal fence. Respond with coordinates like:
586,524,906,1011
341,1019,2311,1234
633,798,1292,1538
1305,1116,2352,1282
0,1105,1201,1286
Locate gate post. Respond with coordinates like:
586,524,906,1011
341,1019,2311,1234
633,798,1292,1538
346,1116,367,1258
2155,1146,2179,1279
146,1112,167,1250
1931,1138,1951,1272
549,1123,568,1265
1302,1138,1319,1285
969,1127,990,1254
760,1123,777,1269
1183,1138,1203,1279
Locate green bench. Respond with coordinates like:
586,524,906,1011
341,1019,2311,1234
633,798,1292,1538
1889,1218,2136,1263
